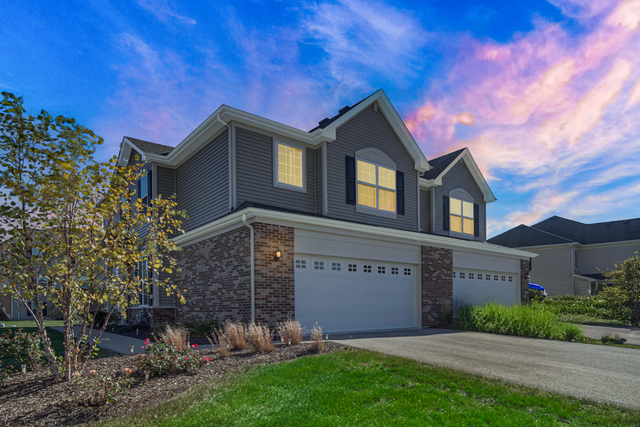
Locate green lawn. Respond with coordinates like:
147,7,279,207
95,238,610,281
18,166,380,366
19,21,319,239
91,349,640,427
1,327,118,369
0,320,64,328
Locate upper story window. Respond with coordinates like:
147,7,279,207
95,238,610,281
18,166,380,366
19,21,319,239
274,141,306,192
138,170,152,206
348,148,401,219
357,159,396,212
446,188,477,238
450,197,474,235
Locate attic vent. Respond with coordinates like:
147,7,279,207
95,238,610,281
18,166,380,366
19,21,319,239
318,118,331,127
338,105,351,114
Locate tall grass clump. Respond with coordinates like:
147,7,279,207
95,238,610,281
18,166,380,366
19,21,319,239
158,325,189,348
223,320,247,350
454,302,583,341
277,319,304,345
247,323,274,352
310,323,324,352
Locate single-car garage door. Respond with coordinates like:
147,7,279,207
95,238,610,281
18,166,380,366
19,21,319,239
295,255,419,333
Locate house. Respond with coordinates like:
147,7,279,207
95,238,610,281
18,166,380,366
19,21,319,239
488,216,640,296
117,89,535,333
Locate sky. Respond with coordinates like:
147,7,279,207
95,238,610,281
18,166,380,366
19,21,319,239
2,0,640,237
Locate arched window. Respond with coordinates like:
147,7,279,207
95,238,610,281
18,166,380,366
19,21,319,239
449,188,474,236
355,148,397,216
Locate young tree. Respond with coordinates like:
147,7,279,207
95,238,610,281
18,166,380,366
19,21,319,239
0,92,186,380
603,252,640,325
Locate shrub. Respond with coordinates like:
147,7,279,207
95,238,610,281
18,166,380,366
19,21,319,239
454,302,583,341
158,324,189,349
277,319,304,345
89,311,109,327
542,293,632,324
247,323,274,352
0,328,44,370
310,323,324,352
74,369,133,406
601,334,624,344
0,360,11,388
136,338,207,377
184,320,218,337
223,320,247,350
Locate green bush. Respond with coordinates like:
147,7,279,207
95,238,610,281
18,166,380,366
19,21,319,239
454,302,583,341
0,328,44,370
541,292,632,323
183,320,219,337
135,338,208,377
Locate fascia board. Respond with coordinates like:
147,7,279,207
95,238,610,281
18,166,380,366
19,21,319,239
516,242,578,250
572,273,597,282
419,178,441,189
173,208,537,260
577,238,640,249
321,90,431,173
117,138,142,167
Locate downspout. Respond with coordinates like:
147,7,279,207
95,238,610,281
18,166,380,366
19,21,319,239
242,214,255,322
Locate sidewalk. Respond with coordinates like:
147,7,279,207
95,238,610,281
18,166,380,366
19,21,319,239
579,324,640,345
50,326,148,355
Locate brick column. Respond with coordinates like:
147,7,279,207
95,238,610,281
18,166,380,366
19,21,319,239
520,259,530,304
253,223,295,327
421,246,453,327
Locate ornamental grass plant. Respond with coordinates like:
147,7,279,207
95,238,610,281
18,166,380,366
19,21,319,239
223,320,247,350
276,319,304,345
158,325,189,349
310,323,324,352
247,323,274,352
454,302,583,341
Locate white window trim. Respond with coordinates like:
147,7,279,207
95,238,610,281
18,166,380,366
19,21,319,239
355,158,397,219
448,188,474,240
273,139,307,193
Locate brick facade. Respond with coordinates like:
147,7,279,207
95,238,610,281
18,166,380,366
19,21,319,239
520,259,530,303
175,227,252,324
253,223,295,327
420,245,453,327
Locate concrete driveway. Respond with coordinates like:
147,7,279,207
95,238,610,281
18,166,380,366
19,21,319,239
331,329,640,409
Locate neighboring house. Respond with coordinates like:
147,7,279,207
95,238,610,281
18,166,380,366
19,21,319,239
488,216,640,296
117,89,535,333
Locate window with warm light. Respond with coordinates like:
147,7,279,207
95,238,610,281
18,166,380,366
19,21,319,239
276,143,304,189
356,159,395,213
450,197,474,235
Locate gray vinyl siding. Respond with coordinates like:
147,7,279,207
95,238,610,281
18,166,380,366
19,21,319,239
235,126,316,213
315,147,323,214
576,242,640,275
527,246,574,295
420,189,431,233
127,155,152,238
176,129,229,232
325,105,418,231
156,166,176,198
433,161,486,241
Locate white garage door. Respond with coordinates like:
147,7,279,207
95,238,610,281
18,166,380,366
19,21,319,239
453,269,520,309
295,255,419,333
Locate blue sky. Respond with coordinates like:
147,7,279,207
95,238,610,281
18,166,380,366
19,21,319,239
2,0,640,236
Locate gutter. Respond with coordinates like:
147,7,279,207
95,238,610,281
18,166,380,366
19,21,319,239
242,214,255,322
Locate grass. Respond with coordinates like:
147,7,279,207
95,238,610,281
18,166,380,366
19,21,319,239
0,327,119,369
89,349,640,427
0,320,64,327
455,302,583,341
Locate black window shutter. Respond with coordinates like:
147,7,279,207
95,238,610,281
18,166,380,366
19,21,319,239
137,179,141,201
396,171,404,215
346,156,356,205
474,203,480,237
443,196,449,231
147,170,153,205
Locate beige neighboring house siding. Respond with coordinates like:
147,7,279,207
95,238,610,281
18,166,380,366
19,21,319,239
572,276,592,296
576,242,640,275
527,245,574,296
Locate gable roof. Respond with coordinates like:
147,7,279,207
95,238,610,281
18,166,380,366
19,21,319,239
419,148,497,203
489,215,640,247
125,137,174,156
488,224,576,248
117,89,431,172
421,148,465,180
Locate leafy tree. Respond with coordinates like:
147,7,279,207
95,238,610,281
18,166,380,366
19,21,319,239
0,92,186,380
602,252,640,325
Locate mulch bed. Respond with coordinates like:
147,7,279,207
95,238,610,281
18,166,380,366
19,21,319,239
0,341,344,426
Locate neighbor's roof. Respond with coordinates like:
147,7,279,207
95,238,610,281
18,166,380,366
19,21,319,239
125,137,175,156
488,224,576,248
421,149,466,180
489,215,640,247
